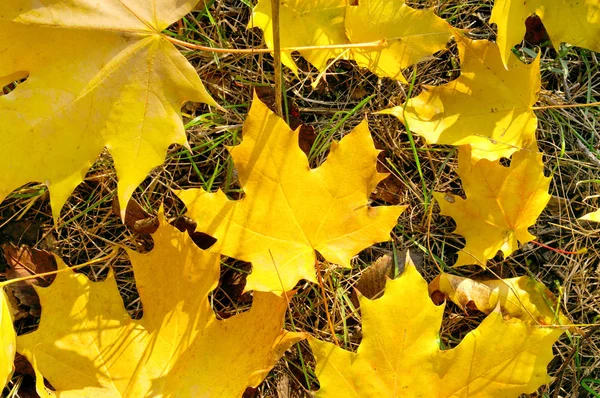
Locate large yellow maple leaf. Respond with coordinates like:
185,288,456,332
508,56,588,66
176,94,405,293
491,0,600,68
380,34,540,162
17,213,304,397
0,1,217,221
434,146,551,267
309,255,564,397
0,290,15,390
249,0,452,82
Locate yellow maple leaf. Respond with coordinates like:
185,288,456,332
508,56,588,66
176,93,405,293
249,0,348,76
434,146,551,267
17,213,304,397
249,0,452,82
0,290,15,390
491,0,600,68
379,34,540,162
0,1,217,221
309,254,564,397
429,273,570,327
345,0,452,82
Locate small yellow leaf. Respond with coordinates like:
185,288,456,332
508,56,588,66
1,289,15,389
491,0,600,68
580,208,600,222
176,93,405,293
17,213,304,397
429,273,570,327
380,34,539,162
434,146,551,267
309,254,564,397
0,1,217,221
249,0,452,82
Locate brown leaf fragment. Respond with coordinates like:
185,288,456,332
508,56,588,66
2,244,56,319
428,273,570,326
355,254,394,300
111,197,158,235
524,15,550,46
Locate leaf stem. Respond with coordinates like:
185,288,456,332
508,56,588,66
162,35,387,54
532,101,600,110
315,260,340,347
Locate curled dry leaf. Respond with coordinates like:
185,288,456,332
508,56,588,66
17,212,305,397
176,93,405,293
2,244,56,319
309,254,565,397
429,273,570,327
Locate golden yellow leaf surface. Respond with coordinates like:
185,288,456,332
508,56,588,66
0,1,217,221
249,0,348,75
380,34,540,162
491,0,600,68
17,213,304,397
345,0,452,82
249,0,452,82
429,273,570,326
434,146,551,267
0,290,15,389
309,255,564,397
176,94,405,293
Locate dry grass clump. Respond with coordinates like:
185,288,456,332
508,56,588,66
1,0,599,396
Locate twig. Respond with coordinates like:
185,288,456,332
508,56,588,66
271,0,283,117
162,35,387,54
532,101,600,110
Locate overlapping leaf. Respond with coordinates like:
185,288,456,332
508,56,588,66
249,0,452,82
176,94,405,293
380,34,540,162
309,254,564,397
17,213,304,397
0,0,217,221
491,0,600,68
434,146,551,267
429,273,570,326
0,289,15,390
